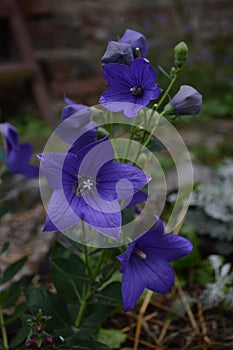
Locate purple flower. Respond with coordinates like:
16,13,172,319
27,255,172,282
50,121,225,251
101,41,134,65
61,96,90,122
39,137,150,240
117,217,192,311
167,85,202,116
120,28,149,58
0,123,39,178
56,97,97,152
100,58,162,118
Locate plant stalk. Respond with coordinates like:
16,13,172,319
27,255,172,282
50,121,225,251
156,70,179,111
0,308,9,350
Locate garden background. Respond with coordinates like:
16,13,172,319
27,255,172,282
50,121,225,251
0,0,233,349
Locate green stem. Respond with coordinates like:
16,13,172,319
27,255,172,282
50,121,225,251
108,112,114,138
143,111,164,148
156,70,179,112
81,221,91,278
74,286,90,328
133,70,179,158
133,110,153,164
92,249,107,280
106,111,121,159
123,124,137,162
101,260,119,284
0,308,9,350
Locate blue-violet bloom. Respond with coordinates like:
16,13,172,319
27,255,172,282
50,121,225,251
0,122,39,178
166,85,202,116
100,58,162,118
39,137,150,240
57,96,97,151
120,28,149,58
101,41,134,65
117,217,193,311
61,96,90,122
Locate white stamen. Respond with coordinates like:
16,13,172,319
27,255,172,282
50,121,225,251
82,179,94,191
74,177,95,196
136,250,147,260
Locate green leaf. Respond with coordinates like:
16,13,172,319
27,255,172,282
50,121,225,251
6,302,28,325
84,282,122,328
51,258,89,303
25,288,71,330
99,273,122,291
51,256,86,277
93,282,122,306
122,207,135,226
97,329,127,349
0,242,10,255
146,138,166,152
157,64,171,79
9,327,28,348
0,279,25,308
54,324,98,341
0,256,27,284
52,240,76,259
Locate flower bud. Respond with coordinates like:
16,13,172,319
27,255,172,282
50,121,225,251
101,41,134,65
120,28,149,58
164,85,202,116
30,335,37,342
61,99,90,122
43,336,55,346
25,339,38,350
174,41,188,68
25,342,33,350
36,326,43,333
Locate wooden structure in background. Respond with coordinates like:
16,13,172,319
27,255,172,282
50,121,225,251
0,0,54,125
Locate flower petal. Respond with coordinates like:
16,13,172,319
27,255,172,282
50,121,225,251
101,41,134,65
146,234,193,262
141,256,175,293
125,190,147,208
44,189,81,232
122,102,144,118
119,251,174,311
130,58,156,87
61,104,90,122
102,63,133,88
81,194,122,240
38,152,67,190
97,162,150,200
170,85,202,115
120,28,149,58
120,260,145,312
117,242,136,269
56,109,97,146
136,217,164,245
77,137,114,179
0,123,18,151
6,143,39,178
69,129,97,154
19,164,39,178
136,218,193,262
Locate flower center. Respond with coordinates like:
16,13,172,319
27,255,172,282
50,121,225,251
82,179,94,191
73,176,95,196
136,249,147,260
130,85,144,97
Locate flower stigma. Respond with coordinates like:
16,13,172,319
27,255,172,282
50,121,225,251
73,176,95,196
130,85,144,97
136,249,147,260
